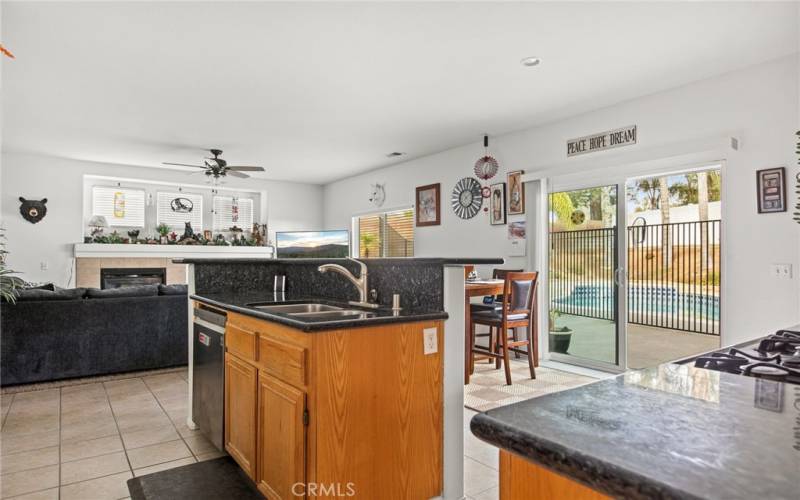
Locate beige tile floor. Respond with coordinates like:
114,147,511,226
1,369,504,500
0,370,223,500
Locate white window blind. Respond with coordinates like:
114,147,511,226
213,196,254,231
156,191,204,231
91,186,145,227
357,209,414,258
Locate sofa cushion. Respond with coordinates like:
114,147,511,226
14,287,86,301
25,283,56,291
86,285,159,299
158,284,188,296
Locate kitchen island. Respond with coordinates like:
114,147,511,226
180,257,502,499
471,358,800,500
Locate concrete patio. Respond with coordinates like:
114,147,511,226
554,314,720,369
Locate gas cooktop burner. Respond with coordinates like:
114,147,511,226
691,330,800,384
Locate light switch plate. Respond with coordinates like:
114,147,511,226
423,327,438,355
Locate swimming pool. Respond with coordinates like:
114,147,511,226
553,284,720,321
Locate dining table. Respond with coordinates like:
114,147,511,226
464,279,505,384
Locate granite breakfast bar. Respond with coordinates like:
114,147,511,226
471,361,800,500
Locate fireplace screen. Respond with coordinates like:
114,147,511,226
100,268,166,289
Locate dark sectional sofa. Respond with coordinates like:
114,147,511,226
1,284,188,386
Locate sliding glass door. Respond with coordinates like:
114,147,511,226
547,183,625,371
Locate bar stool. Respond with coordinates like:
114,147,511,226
470,269,523,359
469,272,539,385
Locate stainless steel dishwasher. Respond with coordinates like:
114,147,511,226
192,306,227,451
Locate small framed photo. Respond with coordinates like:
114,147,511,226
415,183,441,226
489,182,506,225
203,230,213,240
756,167,786,214
507,170,525,215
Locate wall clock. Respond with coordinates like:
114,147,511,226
451,177,483,219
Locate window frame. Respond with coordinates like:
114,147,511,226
91,185,146,228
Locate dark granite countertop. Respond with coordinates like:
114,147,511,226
191,292,448,332
471,363,800,500
175,257,504,265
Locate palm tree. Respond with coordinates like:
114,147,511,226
658,177,671,268
360,233,377,258
697,171,709,273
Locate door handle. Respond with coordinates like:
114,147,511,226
613,268,626,286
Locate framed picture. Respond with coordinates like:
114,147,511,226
756,167,786,214
203,230,213,240
416,183,441,226
489,182,506,225
507,170,525,215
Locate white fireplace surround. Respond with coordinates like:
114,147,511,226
74,243,274,259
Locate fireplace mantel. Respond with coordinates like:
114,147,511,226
73,243,274,259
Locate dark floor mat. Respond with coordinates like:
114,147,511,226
127,456,264,500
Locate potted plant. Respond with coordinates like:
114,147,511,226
0,229,25,303
360,233,376,258
548,310,573,354
156,223,170,244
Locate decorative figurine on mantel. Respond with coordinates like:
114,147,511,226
252,222,268,246
127,229,140,243
156,223,170,244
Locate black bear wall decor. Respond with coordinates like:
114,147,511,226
19,197,48,224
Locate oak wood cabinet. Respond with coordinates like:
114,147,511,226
218,308,444,499
257,372,306,499
224,352,257,478
499,451,610,500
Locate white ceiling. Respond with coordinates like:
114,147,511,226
2,1,797,184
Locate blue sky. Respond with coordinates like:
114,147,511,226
277,231,349,248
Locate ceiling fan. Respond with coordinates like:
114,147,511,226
163,149,265,179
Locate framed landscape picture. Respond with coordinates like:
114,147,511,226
415,183,441,226
507,170,525,215
490,182,506,225
756,167,786,214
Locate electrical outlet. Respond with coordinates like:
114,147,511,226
771,264,793,279
423,327,438,355
40,261,48,271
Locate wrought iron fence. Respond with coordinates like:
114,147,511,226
549,220,721,335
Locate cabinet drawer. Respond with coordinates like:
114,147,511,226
258,336,307,388
226,323,258,362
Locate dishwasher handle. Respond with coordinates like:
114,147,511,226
194,306,227,328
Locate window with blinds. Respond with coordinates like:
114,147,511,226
156,191,203,230
213,196,254,231
91,186,146,227
357,209,414,258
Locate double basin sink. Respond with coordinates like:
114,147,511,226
246,302,377,321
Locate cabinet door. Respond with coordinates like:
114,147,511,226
257,372,306,500
224,353,258,478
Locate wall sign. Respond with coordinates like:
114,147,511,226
567,125,637,157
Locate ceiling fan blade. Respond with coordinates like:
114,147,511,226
226,170,250,179
226,166,264,171
163,162,206,168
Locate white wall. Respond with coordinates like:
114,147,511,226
1,152,324,286
323,55,800,345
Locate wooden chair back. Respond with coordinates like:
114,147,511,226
501,272,539,319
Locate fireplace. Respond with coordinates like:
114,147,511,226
100,268,166,289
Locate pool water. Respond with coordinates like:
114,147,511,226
553,285,720,320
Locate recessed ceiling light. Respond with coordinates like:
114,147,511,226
386,152,405,158
520,56,541,67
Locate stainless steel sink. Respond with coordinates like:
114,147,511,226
289,310,377,320
247,303,343,314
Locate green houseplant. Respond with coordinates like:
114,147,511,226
0,229,25,303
